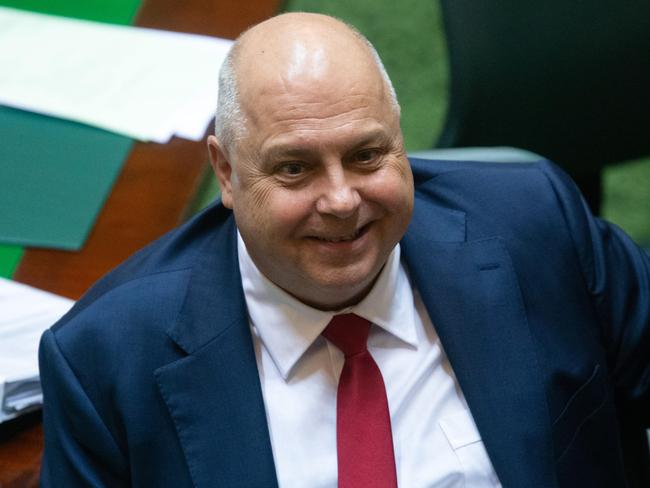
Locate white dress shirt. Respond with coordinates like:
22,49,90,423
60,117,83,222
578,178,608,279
238,234,501,488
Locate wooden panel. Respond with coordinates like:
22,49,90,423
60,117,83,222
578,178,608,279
0,0,280,485
136,0,279,38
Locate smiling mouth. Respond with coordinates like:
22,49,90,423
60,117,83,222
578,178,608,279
309,223,370,243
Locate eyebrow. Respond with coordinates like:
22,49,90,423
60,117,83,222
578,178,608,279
263,128,391,161
265,145,312,161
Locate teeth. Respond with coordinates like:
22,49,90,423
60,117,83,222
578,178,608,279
317,229,360,243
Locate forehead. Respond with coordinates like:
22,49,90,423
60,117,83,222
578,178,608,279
259,75,387,122
246,82,396,160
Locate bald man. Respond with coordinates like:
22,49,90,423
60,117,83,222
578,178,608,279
39,13,649,488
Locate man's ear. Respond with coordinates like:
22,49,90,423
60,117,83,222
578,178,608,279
207,135,234,209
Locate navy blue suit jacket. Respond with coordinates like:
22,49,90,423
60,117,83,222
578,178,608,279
39,158,650,487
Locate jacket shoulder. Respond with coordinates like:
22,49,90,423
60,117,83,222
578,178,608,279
49,203,235,342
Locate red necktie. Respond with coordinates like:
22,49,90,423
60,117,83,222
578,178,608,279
323,314,398,488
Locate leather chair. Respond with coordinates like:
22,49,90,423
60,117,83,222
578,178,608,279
433,0,650,215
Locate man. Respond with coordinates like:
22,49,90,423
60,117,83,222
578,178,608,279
39,13,649,488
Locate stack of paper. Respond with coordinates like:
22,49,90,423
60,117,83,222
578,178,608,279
0,277,74,423
0,6,233,143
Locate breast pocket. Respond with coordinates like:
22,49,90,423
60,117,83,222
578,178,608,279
440,410,502,487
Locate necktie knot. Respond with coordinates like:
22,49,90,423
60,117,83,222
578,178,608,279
322,313,371,357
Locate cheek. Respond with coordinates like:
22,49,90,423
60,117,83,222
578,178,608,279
239,187,314,236
271,192,315,229
367,169,414,215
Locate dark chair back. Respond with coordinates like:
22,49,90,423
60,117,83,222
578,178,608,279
437,0,650,213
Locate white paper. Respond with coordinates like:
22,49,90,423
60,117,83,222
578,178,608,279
0,7,232,143
0,277,74,422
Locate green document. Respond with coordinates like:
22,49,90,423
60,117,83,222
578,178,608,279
0,107,133,250
0,245,23,278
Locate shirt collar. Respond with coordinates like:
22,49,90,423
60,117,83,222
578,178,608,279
237,233,417,380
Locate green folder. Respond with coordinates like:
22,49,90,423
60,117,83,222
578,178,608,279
0,106,133,250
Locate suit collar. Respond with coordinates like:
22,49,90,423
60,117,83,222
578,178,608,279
402,188,558,488
166,214,245,354
239,235,417,380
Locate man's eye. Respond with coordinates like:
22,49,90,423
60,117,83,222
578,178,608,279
277,162,305,177
355,149,380,162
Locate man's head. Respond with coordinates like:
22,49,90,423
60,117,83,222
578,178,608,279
208,13,414,310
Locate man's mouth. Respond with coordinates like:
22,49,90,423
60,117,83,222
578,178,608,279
309,223,370,243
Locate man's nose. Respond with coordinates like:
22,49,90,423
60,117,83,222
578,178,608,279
315,169,361,218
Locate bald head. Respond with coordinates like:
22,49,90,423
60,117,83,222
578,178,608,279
214,13,399,156
207,13,413,310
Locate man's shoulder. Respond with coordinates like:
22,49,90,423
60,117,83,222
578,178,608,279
409,156,577,210
49,202,236,343
409,155,555,188
407,156,590,248
38,202,241,433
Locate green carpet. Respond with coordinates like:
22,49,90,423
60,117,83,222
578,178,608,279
603,158,650,245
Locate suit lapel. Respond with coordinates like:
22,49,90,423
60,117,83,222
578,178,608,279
402,194,558,488
155,216,278,488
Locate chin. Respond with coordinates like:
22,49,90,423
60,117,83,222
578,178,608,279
302,262,383,308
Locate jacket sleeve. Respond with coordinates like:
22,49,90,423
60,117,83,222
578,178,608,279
540,161,650,422
39,329,129,486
